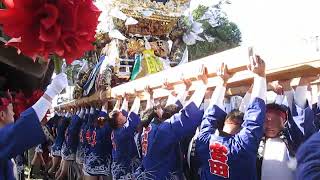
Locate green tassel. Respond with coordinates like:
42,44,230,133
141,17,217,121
53,55,62,74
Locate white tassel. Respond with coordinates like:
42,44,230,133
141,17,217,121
192,22,204,34
194,33,205,42
144,37,151,50
110,9,127,20
125,17,138,26
183,33,197,45
109,30,127,41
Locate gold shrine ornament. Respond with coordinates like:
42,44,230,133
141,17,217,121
112,0,191,36
113,0,191,17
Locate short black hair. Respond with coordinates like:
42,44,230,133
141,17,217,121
224,110,244,127
108,110,121,129
266,103,288,113
140,108,158,128
266,103,289,120
161,104,182,120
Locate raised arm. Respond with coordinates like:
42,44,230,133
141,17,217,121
164,81,178,107
85,108,89,117
177,78,192,106
160,68,209,143
234,54,267,153
33,73,68,121
295,76,318,109
0,73,68,160
0,109,47,160
187,66,209,108
276,79,294,111
291,76,318,139
139,87,157,129
101,102,108,114
130,95,141,115
89,107,95,117
164,78,192,108
113,96,122,111
119,93,141,133
163,81,181,107
121,94,129,112
239,86,252,113
198,63,231,143
145,86,155,111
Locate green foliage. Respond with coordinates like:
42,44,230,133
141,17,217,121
65,62,83,85
188,5,241,61
192,5,209,20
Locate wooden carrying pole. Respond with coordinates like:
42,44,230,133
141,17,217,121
56,46,320,110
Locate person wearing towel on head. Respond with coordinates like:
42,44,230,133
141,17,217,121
253,76,317,180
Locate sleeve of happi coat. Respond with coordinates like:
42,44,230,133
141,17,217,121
0,108,46,160
234,98,266,153
197,104,226,145
197,84,227,144
163,102,204,143
296,132,320,180
127,111,141,133
312,102,320,131
234,76,266,153
62,115,82,160
291,86,317,140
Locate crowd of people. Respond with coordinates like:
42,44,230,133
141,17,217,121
1,54,320,180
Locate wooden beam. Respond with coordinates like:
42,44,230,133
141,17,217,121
111,46,320,96
56,46,320,110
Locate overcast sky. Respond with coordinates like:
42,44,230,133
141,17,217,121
190,0,320,50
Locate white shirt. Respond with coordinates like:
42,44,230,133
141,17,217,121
261,138,294,180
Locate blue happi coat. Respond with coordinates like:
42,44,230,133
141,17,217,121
83,109,100,174
196,98,266,180
62,114,83,160
76,112,90,164
283,101,317,155
46,114,60,132
295,131,320,180
138,102,203,180
51,116,70,156
0,108,46,180
312,103,320,131
33,114,60,158
83,111,113,176
111,110,141,179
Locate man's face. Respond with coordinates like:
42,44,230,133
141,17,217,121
0,103,15,125
264,111,285,138
116,112,127,127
